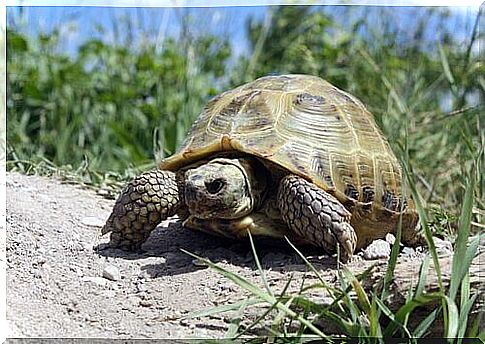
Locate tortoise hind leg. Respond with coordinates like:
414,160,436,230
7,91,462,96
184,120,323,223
277,175,357,262
102,170,181,251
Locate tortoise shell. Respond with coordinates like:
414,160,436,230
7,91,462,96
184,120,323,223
160,74,418,245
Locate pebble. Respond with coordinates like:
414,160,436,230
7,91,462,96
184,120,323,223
362,239,391,260
103,290,117,298
125,296,140,308
35,256,47,266
172,310,182,319
191,259,208,267
31,268,43,279
81,216,105,227
74,268,84,277
97,189,110,196
385,233,396,245
81,242,94,252
137,292,148,300
139,300,153,307
401,247,415,256
83,276,108,287
433,237,453,255
103,265,121,281
136,283,147,293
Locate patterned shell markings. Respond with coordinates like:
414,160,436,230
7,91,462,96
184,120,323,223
161,75,413,225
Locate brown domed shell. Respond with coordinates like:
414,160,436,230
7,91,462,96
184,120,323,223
160,74,418,240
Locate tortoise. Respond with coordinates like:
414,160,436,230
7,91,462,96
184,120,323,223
102,74,423,262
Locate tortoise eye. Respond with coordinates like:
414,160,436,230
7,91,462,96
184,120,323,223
205,178,225,194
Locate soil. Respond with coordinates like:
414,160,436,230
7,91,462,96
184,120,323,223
5,172,442,339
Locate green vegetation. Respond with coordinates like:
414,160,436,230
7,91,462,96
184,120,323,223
6,5,484,340
185,167,482,340
7,26,229,172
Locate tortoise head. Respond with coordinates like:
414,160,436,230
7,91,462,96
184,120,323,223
183,157,266,220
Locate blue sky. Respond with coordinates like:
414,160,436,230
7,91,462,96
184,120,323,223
7,4,481,58
8,6,266,56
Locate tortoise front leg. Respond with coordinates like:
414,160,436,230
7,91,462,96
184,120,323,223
102,170,181,250
277,175,357,262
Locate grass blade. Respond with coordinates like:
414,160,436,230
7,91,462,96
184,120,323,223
184,297,262,319
343,266,371,315
384,292,443,336
444,295,459,340
247,230,274,298
415,253,431,297
235,273,295,338
381,204,403,300
413,308,439,337
375,295,412,338
400,155,443,291
438,44,456,87
284,237,341,299
181,249,328,338
457,293,478,340
449,174,475,300
224,298,250,339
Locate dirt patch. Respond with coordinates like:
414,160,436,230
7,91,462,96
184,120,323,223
6,172,429,338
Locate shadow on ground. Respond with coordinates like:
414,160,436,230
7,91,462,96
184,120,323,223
95,220,339,277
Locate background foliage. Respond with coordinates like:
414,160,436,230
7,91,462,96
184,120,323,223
7,5,484,227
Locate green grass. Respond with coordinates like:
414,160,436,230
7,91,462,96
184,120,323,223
183,164,482,340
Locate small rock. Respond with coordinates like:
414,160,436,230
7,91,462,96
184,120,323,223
385,233,396,245
127,296,142,307
103,265,121,281
137,292,147,300
83,276,107,287
79,242,93,252
110,283,120,291
103,290,117,298
139,300,153,307
136,283,147,293
35,256,47,266
31,268,43,278
433,237,453,255
97,189,110,196
66,240,82,251
401,247,415,256
81,216,105,227
191,259,208,267
362,239,391,260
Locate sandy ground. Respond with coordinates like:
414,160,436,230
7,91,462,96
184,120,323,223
6,172,441,339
